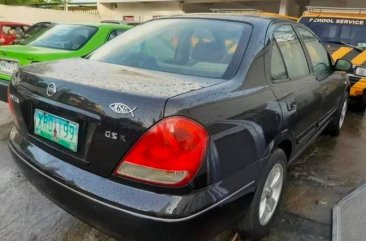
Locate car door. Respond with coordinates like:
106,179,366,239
296,26,345,127
267,24,323,148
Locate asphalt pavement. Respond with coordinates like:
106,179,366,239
0,103,365,241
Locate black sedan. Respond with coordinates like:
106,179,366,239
8,15,351,241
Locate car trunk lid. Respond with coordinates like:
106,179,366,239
12,58,218,177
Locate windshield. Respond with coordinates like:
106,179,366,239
27,24,97,50
300,17,366,48
89,19,251,78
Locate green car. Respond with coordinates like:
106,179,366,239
0,23,133,101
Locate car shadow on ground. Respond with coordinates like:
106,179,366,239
260,105,366,241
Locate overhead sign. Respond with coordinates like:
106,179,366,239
123,16,135,21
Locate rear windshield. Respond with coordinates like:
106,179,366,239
89,19,251,78
27,24,97,51
300,17,366,48
2,25,28,37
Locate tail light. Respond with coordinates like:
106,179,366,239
0,38,5,44
114,116,209,187
8,89,14,113
8,88,19,128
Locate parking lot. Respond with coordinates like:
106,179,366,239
0,101,364,241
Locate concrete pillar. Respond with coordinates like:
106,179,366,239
64,0,69,11
279,0,288,15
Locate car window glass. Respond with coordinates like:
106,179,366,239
142,28,179,61
299,17,366,48
271,42,288,81
273,25,309,79
2,26,14,35
108,29,126,42
297,27,331,76
90,19,251,79
28,25,97,51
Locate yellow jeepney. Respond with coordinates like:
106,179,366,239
210,9,298,21
299,6,366,108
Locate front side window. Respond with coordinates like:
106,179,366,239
273,25,310,79
89,19,252,78
297,27,331,76
27,25,97,50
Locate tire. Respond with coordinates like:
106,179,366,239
359,91,366,111
326,92,348,136
237,149,287,241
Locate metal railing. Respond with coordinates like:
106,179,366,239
306,6,366,15
210,8,263,14
32,3,98,15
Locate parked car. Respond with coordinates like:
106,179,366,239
12,21,55,45
299,6,366,108
0,23,133,102
0,21,29,45
8,15,351,241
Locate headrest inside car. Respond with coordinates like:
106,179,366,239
191,42,225,63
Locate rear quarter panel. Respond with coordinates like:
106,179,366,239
164,21,283,187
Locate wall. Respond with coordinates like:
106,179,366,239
0,4,100,25
98,2,182,22
97,0,366,21
183,1,281,14
98,1,299,21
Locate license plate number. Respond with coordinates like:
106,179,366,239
0,60,18,75
34,109,79,152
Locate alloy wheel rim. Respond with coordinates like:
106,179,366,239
339,99,348,129
258,163,284,226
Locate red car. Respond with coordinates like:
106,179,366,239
0,21,30,45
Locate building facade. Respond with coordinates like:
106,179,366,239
97,0,366,23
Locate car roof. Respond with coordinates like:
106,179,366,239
154,13,290,25
300,11,366,20
300,6,366,20
44,22,133,29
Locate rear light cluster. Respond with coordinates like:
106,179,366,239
7,89,19,128
114,116,209,187
7,89,14,114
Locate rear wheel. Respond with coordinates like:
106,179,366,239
326,92,348,136
237,149,287,240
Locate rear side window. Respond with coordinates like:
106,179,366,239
273,25,310,79
297,27,331,77
28,25,97,51
2,25,27,37
271,42,288,81
90,19,251,79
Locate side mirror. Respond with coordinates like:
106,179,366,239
355,66,366,77
335,59,352,72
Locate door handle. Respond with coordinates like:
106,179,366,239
286,99,297,111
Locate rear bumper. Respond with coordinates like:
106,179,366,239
8,127,257,241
